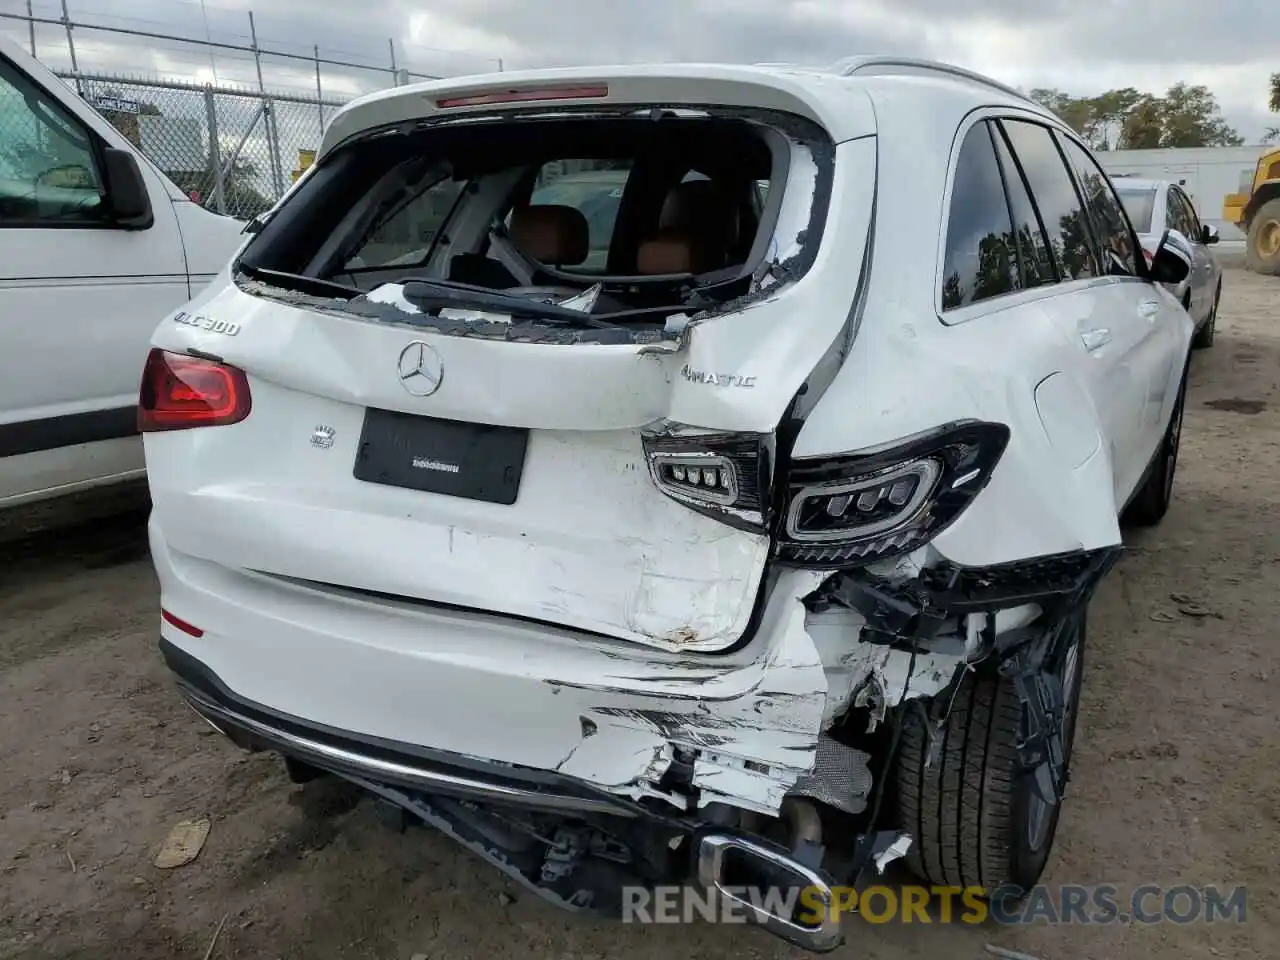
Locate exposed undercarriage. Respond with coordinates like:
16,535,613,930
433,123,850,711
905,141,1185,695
168,544,1120,952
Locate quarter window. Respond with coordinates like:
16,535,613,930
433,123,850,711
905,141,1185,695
0,57,105,225
940,122,1018,310
1057,134,1139,276
999,120,1098,281
342,173,464,270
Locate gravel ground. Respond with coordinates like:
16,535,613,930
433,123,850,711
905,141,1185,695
2,268,1278,960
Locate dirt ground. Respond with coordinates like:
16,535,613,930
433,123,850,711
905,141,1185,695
2,268,1278,960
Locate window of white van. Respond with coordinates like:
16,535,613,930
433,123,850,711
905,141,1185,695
0,57,105,224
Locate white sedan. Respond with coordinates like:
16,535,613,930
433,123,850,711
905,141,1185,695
1113,175,1223,348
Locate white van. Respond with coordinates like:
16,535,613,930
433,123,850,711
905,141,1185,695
0,34,244,526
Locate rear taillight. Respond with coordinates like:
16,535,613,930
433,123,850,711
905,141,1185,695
642,430,771,532
777,421,1009,568
138,348,251,432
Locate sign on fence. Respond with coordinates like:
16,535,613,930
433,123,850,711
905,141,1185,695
93,94,141,115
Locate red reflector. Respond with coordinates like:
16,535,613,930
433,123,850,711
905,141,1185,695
162,608,204,638
436,84,608,109
138,348,251,432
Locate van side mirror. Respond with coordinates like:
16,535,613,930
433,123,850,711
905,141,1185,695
1149,228,1192,285
1201,223,1220,245
101,147,153,229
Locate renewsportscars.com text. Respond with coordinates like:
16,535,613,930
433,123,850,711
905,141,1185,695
622,883,1248,926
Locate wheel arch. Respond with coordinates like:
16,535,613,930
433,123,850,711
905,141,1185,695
1244,181,1280,227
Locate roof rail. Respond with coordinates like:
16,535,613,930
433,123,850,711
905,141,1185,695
833,56,1043,110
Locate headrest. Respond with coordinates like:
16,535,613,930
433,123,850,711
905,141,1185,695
509,204,589,266
636,237,694,275
659,178,735,232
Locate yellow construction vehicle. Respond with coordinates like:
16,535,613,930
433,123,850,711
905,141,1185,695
290,148,316,184
1223,147,1280,274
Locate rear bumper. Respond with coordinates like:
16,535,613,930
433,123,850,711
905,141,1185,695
163,636,868,953
150,517,834,816
164,637,643,818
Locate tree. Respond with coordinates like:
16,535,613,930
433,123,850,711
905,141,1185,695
1158,83,1243,147
1031,84,1243,150
1029,88,1095,140
1264,73,1280,143
1120,96,1164,150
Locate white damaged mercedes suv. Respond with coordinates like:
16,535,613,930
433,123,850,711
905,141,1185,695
140,58,1195,950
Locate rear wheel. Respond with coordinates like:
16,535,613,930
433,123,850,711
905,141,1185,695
1245,198,1280,275
1122,367,1187,527
1191,283,1219,350
895,607,1087,895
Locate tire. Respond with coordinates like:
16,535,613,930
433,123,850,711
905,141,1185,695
1191,283,1219,350
1245,198,1280,275
895,607,1087,896
1122,367,1187,527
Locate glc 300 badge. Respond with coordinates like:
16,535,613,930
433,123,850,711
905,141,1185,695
174,311,240,336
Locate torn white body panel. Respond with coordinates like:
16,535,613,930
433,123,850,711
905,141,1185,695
154,526,832,812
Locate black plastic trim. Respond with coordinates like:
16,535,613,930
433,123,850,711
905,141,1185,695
0,406,137,458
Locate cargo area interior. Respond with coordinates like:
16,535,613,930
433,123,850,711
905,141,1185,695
235,112,807,322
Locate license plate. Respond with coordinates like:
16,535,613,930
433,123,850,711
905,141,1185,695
353,409,529,505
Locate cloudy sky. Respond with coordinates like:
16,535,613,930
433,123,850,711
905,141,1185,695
3,0,1278,141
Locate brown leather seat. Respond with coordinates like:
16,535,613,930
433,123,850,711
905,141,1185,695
636,179,738,275
509,204,589,266
636,237,696,275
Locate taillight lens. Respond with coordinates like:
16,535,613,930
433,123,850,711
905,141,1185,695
138,348,251,432
642,430,771,532
777,421,1009,568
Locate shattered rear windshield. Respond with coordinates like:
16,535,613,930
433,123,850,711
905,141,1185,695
235,110,831,325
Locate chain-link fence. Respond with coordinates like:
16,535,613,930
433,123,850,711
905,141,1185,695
60,72,347,220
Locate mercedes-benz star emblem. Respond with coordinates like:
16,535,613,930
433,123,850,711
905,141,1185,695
397,340,444,397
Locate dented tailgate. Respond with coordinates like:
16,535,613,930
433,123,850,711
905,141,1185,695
145,137,876,654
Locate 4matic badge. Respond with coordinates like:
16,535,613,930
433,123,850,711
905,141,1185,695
174,311,240,336
680,364,756,388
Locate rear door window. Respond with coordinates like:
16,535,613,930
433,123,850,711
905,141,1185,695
1172,188,1202,240
989,126,1056,287
940,121,1018,310
1164,188,1187,234
999,120,1099,281
1057,134,1139,276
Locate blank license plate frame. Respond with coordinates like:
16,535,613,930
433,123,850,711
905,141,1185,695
353,408,529,505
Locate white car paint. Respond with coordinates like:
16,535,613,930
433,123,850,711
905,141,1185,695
0,34,245,509
143,62,1192,863
1112,175,1224,331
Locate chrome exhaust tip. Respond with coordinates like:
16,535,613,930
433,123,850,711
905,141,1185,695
695,832,844,952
